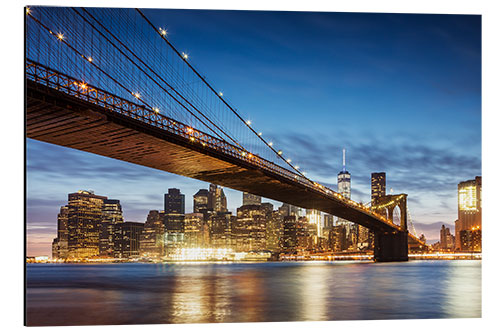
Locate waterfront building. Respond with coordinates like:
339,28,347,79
233,204,267,252
193,189,210,214
357,224,372,251
337,149,355,247
279,203,300,216
329,225,348,252
214,186,228,213
306,209,322,241
243,192,262,206
440,225,455,251
52,205,69,259
371,172,386,204
324,214,334,230
460,228,481,252
113,222,144,258
455,177,482,250
184,212,207,248
164,188,185,250
66,190,107,259
209,211,233,249
139,210,165,258
266,210,285,252
99,199,124,257
283,215,298,252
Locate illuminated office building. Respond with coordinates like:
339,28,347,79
66,190,107,259
459,228,481,252
184,212,207,248
243,192,262,206
52,205,69,259
266,209,285,252
329,225,347,252
337,149,355,249
371,172,386,204
99,199,124,257
164,188,185,250
306,209,322,240
456,176,482,251
113,222,144,258
215,186,228,213
283,215,298,252
139,210,165,258
209,211,233,249
233,204,266,252
193,189,210,214
440,225,455,251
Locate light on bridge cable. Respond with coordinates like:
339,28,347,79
268,142,273,147
258,132,262,136
246,120,251,126
132,92,141,99
219,92,224,97
159,27,167,36
182,52,189,60
87,57,93,63
57,33,64,40
277,150,283,155
26,7,30,14
286,159,292,163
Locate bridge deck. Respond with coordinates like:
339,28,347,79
27,80,402,233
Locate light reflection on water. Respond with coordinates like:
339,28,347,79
26,260,481,326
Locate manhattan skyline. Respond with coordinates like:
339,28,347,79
27,9,481,256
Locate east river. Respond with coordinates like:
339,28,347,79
26,260,481,326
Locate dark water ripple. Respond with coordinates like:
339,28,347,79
26,260,481,326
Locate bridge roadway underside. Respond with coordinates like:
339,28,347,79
27,82,408,261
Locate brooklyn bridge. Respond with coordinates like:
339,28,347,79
25,7,427,262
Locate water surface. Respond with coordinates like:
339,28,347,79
26,260,481,326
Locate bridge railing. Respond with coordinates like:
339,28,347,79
26,59,401,231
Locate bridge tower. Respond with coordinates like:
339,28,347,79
372,194,409,262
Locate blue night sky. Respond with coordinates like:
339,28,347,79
27,9,481,255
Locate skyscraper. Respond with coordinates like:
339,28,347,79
338,149,351,199
440,224,455,251
234,204,266,251
184,212,206,248
214,186,228,213
371,172,386,204
99,199,124,257
164,188,186,251
337,149,352,227
139,210,165,258
456,176,482,251
113,222,144,258
243,192,262,206
193,189,210,213
52,205,69,259
66,190,108,259
209,211,233,249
